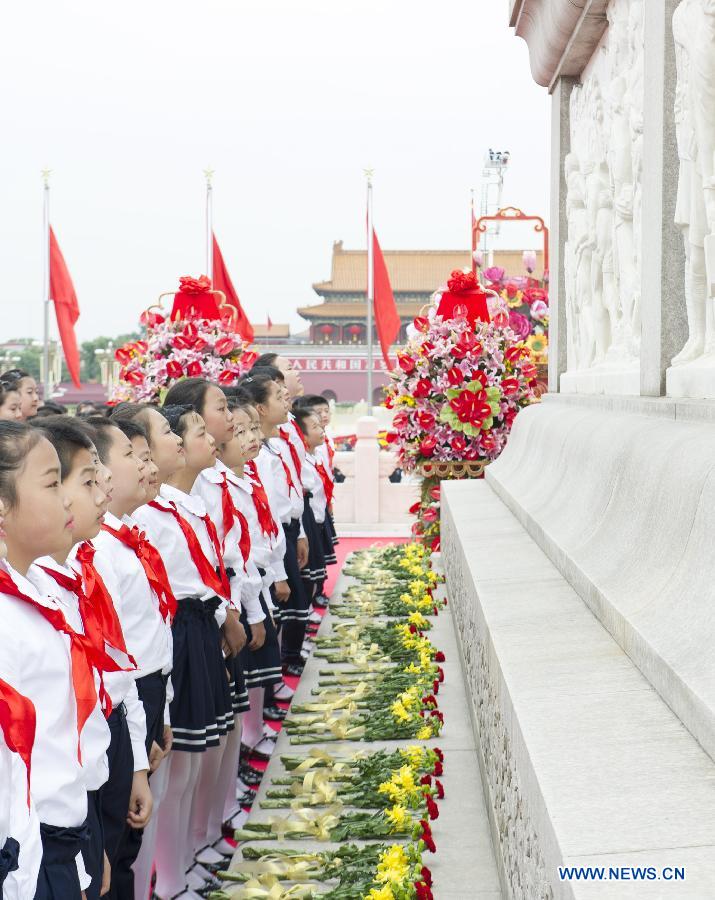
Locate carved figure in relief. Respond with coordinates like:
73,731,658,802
565,0,643,373
672,0,715,364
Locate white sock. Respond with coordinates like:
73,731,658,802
242,687,265,748
209,714,242,834
131,757,170,900
187,739,226,864
154,751,201,899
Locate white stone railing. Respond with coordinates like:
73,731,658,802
331,416,419,530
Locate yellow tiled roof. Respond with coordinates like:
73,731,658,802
312,241,544,294
297,300,425,319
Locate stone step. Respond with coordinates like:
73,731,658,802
442,479,715,899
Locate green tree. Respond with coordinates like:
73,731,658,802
80,332,140,381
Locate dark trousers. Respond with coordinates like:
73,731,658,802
84,790,105,899
101,704,133,886
109,671,168,900
34,822,89,900
281,520,309,664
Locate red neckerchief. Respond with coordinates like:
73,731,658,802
314,458,335,508
326,439,335,470
245,461,279,538
292,419,311,454
218,473,250,571
0,678,36,807
0,570,126,757
100,522,177,623
147,500,230,599
278,427,303,482
40,553,136,672
276,453,299,498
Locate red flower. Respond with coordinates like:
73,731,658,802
433,760,444,777
446,269,478,293
114,347,133,366
437,666,444,683
385,430,398,444
139,309,165,328
123,369,144,385
186,361,203,377
166,361,184,380
415,881,433,900
450,332,482,360
501,377,520,396
384,395,394,409
480,432,499,453
451,434,466,454
426,795,439,820
215,337,236,357
429,484,440,501
397,354,416,374
242,351,258,368
524,287,548,306
434,748,444,762
471,370,488,390
435,779,444,799
419,436,437,458
433,679,440,694
419,819,437,853
392,410,409,430
505,281,518,299
422,507,438,524
420,774,432,787
413,378,432,398
421,866,433,887
447,366,464,386
505,345,527,364
218,369,237,385
413,316,430,332
448,390,491,427
409,501,421,515
415,409,436,431
435,651,446,662
178,274,211,294
521,361,537,381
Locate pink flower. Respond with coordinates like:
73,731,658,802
522,250,537,273
422,507,439,524
530,300,549,322
508,311,531,340
483,266,505,284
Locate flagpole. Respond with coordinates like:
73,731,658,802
204,168,214,282
41,170,51,400
365,169,374,415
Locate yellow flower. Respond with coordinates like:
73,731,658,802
391,700,410,723
377,780,403,802
408,611,429,630
417,724,433,740
367,886,395,900
385,804,412,832
375,845,410,884
399,744,427,768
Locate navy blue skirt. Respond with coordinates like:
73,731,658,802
170,596,234,752
301,497,327,584
320,518,337,566
226,654,250,714
280,519,311,625
239,592,282,688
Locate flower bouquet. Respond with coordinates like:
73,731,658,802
384,274,539,549
110,276,256,403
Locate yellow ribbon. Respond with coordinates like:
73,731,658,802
223,873,313,898
267,803,343,841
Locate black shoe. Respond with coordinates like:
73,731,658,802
238,787,257,807
283,661,305,677
237,761,263,786
240,741,272,762
263,704,288,721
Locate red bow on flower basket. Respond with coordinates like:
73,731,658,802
168,274,223,321
436,270,489,328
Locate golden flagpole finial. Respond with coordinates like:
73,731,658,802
41,169,52,188
203,168,215,186
363,168,374,185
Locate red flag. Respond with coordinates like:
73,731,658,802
49,227,81,387
371,229,400,370
266,314,273,331
212,234,254,342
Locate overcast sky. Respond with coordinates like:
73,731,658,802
0,0,549,342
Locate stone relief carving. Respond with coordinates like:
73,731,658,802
670,0,715,366
563,0,644,373
441,511,552,900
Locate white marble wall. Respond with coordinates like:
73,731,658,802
561,0,644,394
666,0,715,398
